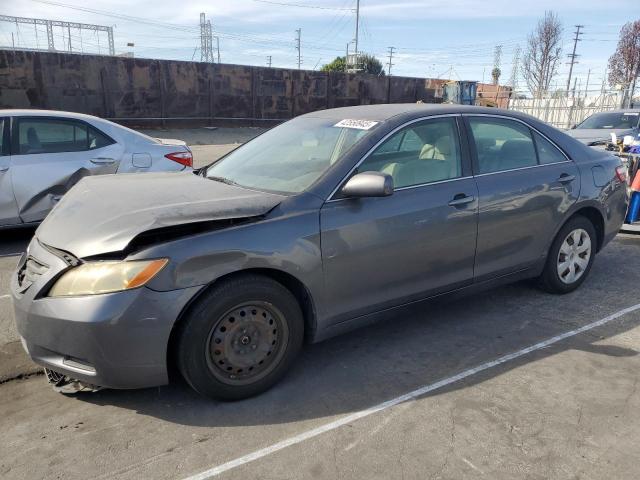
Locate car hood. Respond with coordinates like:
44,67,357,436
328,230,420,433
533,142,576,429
565,128,634,145
36,172,285,258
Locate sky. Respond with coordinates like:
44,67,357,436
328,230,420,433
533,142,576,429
0,0,637,95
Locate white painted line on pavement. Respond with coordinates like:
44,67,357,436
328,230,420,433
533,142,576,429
182,302,640,480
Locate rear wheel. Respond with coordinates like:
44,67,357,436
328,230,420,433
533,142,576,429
538,216,596,294
177,274,304,401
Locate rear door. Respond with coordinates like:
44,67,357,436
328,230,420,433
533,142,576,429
10,117,122,223
465,115,580,280
320,116,478,323
0,117,21,226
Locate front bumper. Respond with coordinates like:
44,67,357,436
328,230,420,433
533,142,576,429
11,239,201,389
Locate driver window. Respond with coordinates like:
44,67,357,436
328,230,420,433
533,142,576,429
357,117,462,188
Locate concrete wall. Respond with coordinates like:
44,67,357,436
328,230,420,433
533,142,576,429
0,50,446,127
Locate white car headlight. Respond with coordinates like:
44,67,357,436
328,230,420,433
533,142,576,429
48,259,168,297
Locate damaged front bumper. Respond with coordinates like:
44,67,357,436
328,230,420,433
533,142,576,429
11,238,202,390
44,368,102,394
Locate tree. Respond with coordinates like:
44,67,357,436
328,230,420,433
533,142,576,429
320,53,385,76
607,20,640,108
491,67,501,85
320,56,346,72
521,11,563,97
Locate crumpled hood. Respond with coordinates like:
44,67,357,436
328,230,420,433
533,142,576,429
36,172,285,258
566,128,634,145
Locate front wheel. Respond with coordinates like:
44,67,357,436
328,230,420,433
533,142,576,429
538,216,596,294
177,274,304,401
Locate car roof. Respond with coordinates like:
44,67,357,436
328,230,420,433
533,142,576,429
0,109,107,121
300,103,539,123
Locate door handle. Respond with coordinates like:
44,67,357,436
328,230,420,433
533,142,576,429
557,174,576,184
90,158,116,165
0,166,8,173
448,194,475,207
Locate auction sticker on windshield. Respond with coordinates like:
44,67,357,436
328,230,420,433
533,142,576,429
334,119,379,130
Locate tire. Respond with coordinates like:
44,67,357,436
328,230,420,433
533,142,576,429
538,215,597,294
177,274,304,401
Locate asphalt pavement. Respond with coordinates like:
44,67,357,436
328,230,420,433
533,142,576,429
1,234,640,479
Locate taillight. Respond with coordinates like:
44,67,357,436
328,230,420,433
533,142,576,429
165,151,193,167
615,165,628,183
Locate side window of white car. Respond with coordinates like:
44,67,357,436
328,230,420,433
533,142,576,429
18,118,89,155
88,127,115,150
16,118,112,155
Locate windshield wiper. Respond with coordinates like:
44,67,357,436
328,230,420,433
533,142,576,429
208,175,240,186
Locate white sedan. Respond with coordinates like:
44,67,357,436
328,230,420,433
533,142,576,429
0,109,193,227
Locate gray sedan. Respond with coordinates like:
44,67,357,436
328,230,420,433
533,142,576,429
11,104,628,400
0,109,193,227
566,109,640,146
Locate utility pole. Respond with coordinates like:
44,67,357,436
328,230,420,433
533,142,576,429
565,25,584,96
584,68,591,98
387,46,395,76
67,25,71,52
354,0,360,59
267,55,272,68
216,36,220,63
295,28,301,70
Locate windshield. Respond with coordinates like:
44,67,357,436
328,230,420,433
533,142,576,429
206,117,378,194
577,111,640,130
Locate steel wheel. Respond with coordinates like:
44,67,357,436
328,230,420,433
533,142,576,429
557,228,591,285
205,302,289,386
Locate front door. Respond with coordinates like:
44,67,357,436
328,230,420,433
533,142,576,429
0,117,20,226
10,117,121,223
320,116,478,324
465,115,580,280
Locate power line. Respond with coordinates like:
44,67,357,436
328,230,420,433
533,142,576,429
250,0,355,10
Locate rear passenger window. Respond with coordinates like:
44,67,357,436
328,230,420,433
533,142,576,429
18,119,89,155
88,127,114,150
469,117,537,174
533,131,566,164
357,117,462,188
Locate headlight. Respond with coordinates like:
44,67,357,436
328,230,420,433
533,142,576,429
48,259,168,297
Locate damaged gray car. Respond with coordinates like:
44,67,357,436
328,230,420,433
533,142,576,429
11,105,627,400
0,110,193,227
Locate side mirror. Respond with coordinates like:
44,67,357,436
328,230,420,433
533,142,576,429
341,171,394,198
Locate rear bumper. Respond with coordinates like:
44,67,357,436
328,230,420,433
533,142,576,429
11,240,201,389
